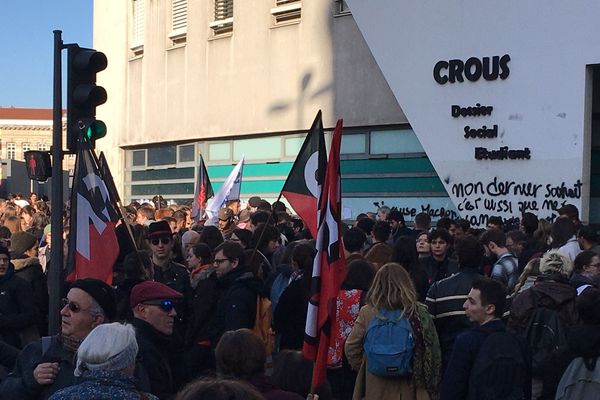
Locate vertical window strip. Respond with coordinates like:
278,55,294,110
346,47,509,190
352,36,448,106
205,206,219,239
172,0,187,31
133,0,145,46
215,0,233,21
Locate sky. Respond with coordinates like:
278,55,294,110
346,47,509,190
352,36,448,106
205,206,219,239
0,0,93,109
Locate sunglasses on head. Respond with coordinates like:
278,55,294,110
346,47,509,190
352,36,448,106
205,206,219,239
61,298,82,313
150,237,171,246
142,299,175,312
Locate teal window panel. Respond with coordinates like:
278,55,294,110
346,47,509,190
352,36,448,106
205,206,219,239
341,133,367,154
210,179,286,194
340,158,435,174
342,177,445,193
233,137,281,160
132,167,195,181
208,162,294,178
132,183,195,196
284,137,304,157
370,129,424,154
209,143,231,161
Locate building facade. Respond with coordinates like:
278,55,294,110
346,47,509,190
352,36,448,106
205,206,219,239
93,0,457,220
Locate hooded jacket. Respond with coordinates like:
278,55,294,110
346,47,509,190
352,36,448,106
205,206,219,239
508,276,579,335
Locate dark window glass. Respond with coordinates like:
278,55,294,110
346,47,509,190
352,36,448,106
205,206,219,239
147,145,176,166
132,150,146,166
179,144,195,163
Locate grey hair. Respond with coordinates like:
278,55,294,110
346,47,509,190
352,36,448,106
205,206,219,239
75,322,138,376
87,298,106,319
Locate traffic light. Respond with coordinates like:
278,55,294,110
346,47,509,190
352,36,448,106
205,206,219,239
66,45,108,151
24,151,52,181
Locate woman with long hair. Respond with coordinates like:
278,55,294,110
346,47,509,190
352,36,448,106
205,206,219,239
345,263,441,400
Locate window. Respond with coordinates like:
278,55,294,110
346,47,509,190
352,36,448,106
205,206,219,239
22,143,31,152
7,143,16,160
147,145,176,166
178,144,195,163
132,150,146,167
370,129,424,155
210,0,233,34
169,0,187,44
209,143,231,161
131,0,145,55
38,143,47,151
271,0,302,24
233,137,281,161
341,134,366,154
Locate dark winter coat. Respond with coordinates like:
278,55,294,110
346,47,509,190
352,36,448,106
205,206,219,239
47,370,158,400
273,278,308,350
508,276,579,335
0,335,78,400
186,269,219,347
422,255,459,284
153,260,192,340
12,255,49,335
133,318,180,400
441,319,531,400
0,264,38,348
214,265,263,343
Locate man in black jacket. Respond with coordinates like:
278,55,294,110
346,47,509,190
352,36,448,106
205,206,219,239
426,234,484,371
213,241,263,343
131,280,185,399
441,278,531,400
0,278,117,400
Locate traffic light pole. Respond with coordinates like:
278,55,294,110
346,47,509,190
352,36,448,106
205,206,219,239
49,30,65,335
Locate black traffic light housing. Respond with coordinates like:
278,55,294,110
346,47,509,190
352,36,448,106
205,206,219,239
66,45,108,151
25,151,52,181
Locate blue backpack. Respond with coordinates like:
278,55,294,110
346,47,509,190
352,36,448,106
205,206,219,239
363,308,414,377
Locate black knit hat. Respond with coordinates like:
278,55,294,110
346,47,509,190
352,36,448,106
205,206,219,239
70,278,117,321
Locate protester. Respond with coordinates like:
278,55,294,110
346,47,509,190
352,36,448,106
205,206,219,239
480,228,519,292
47,323,158,400
570,250,600,291
441,278,531,400
215,329,304,400
176,377,265,400
130,280,185,399
364,221,393,270
422,229,458,284
391,235,429,301
345,263,441,400
426,234,484,371
0,278,117,399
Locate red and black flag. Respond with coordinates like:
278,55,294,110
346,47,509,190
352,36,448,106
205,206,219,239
98,152,123,218
191,154,214,222
302,119,347,389
66,140,120,284
281,110,327,238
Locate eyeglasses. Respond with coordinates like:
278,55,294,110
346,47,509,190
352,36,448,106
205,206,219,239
213,258,231,265
150,237,171,246
142,299,175,312
61,298,82,313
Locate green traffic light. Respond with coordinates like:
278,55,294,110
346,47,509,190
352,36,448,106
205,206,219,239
85,120,107,141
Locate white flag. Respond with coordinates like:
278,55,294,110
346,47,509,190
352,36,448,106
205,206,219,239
205,156,244,218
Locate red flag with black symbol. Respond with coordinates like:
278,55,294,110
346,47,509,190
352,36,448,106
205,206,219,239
281,110,327,238
66,140,120,284
302,119,347,389
191,154,214,221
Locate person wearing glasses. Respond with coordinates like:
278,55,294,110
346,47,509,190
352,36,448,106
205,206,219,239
213,241,263,343
147,220,192,342
130,280,184,400
570,250,600,293
0,278,117,400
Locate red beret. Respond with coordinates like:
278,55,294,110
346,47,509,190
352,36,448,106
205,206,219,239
130,280,183,309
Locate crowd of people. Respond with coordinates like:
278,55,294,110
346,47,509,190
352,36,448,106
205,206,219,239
0,192,598,399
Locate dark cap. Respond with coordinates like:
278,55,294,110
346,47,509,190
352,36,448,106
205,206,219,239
10,231,37,254
218,208,234,221
556,204,579,219
130,280,183,309
70,278,117,321
248,196,262,208
147,220,173,238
